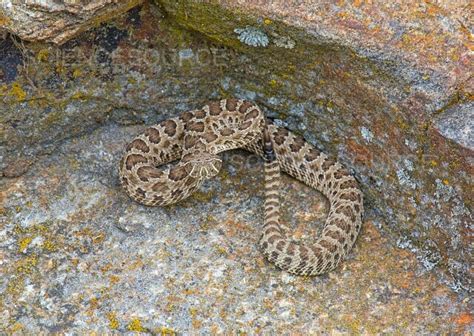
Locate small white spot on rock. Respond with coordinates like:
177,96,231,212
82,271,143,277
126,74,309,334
397,168,416,189
212,264,227,278
404,159,414,171
31,236,44,248
178,48,194,58
404,138,418,150
234,26,269,47
273,118,288,127
360,126,374,142
271,32,296,49
280,272,295,284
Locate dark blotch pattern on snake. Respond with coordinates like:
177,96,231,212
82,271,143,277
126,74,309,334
119,99,363,276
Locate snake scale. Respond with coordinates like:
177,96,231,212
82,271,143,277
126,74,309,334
119,99,363,276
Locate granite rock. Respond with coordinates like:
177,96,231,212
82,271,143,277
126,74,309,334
156,0,473,294
1,124,472,334
0,0,143,44
434,101,473,150
0,1,473,332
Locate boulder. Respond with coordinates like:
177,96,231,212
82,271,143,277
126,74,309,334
0,2,472,333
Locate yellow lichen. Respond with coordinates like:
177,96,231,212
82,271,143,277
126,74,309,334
6,277,25,296
37,49,49,62
343,315,362,334
92,232,106,245
215,245,227,255
264,18,272,25
42,111,64,126
107,312,119,330
43,239,56,251
18,236,33,252
191,190,214,202
72,68,82,78
72,91,86,100
100,263,113,273
89,297,99,310
8,322,24,333
127,318,145,332
9,83,27,102
158,327,177,336
15,254,38,274
55,63,66,75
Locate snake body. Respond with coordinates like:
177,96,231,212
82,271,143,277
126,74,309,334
119,99,363,275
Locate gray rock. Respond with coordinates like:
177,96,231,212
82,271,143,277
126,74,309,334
0,2,473,332
434,102,473,150
0,124,471,334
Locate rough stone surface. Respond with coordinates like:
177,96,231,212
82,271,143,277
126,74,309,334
434,102,473,150
217,0,473,99
0,0,143,44
1,124,472,334
0,1,472,332
157,0,473,293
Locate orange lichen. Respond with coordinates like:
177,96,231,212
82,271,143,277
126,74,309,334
346,139,373,166
100,263,113,273
455,312,473,325
109,275,120,284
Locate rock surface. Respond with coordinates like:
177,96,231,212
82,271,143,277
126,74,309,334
0,1,472,333
158,0,473,294
217,0,473,98
434,101,473,150
1,124,472,334
0,0,143,44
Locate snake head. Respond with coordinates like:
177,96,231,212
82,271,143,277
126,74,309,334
182,152,222,179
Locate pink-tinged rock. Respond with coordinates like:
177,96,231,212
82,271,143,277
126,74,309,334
0,0,143,44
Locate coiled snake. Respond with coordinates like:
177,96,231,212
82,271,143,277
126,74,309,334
119,99,363,275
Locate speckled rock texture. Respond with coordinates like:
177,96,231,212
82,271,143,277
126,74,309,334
0,1,473,333
434,101,473,150
0,0,144,44
1,125,473,334
157,0,473,294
